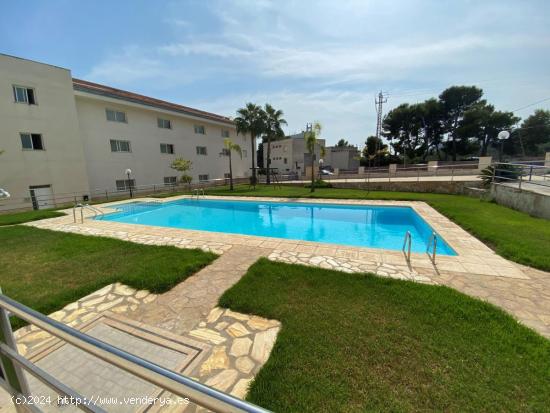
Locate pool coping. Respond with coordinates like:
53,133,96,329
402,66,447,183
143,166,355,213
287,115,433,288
28,195,529,280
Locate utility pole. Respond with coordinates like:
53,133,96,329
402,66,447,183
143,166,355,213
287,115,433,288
374,91,387,166
305,123,313,133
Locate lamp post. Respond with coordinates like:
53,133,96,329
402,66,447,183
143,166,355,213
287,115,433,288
318,158,324,180
497,131,510,163
125,168,133,198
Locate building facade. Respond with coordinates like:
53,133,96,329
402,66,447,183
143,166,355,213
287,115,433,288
0,54,250,210
264,133,326,176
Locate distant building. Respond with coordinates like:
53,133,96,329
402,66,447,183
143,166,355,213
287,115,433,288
324,145,360,171
263,132,326,175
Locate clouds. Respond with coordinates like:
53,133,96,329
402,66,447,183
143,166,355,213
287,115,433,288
79,0,550,145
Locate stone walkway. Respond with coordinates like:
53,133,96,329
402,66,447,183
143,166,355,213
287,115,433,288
127,246,270,335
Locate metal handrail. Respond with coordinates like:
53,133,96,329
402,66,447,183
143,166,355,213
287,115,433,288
72,203,105,223
426,232,438,263
0,293,271,413
402,231,412,261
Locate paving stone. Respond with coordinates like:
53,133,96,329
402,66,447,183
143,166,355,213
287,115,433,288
205,369,239,392
235,356,255,374
189,328,226,344
206,307,224,324
200,346,229,375
250,328,279,364
231,378,252,399
96,297,124,312
229,337,252,357
226,322,250,338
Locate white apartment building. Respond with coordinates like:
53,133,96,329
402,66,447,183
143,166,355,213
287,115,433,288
0,54,250,210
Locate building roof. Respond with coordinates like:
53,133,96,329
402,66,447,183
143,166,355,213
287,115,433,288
72,78,234,125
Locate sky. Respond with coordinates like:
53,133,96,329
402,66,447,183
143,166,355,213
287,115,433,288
1,0,550,147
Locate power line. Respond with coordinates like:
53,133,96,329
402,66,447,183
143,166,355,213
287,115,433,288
511,97,550,113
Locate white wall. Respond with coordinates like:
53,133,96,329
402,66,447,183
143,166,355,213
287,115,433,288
75,93,250,193
0,55,90,210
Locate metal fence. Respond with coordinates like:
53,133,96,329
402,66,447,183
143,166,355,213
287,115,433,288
0,293,270,413
489,162,550,190
0,178,249,214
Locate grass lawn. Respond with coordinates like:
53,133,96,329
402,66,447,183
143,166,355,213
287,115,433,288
152,184,550,271
220,259,550,412
0,209,65,226
0,226,216,326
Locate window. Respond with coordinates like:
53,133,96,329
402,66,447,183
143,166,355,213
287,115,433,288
115,179,135,191
164,176,177,186
221,129,230,138
160,143,174,154
20,133,44,150
198,174,209,182
284,158,288,164
13,86,36,104
221,148,230,156
196,146,207,155
194,125,206,134
224,173,231,179
110,139,131,152
157,118,172,129
106,109,127,123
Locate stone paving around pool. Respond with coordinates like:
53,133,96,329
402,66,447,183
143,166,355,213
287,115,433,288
23,195,550,338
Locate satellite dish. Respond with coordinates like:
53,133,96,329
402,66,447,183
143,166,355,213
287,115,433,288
497,130,510,141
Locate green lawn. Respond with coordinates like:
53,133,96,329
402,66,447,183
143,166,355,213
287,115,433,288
220,259,550,412
152,185,550,271
0,209,65,226
0,226,216,326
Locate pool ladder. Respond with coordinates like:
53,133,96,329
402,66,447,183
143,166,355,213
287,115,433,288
426,232,438,263
402,231,412,261
402,231,438,263
192,188,206,199
73,203,104,223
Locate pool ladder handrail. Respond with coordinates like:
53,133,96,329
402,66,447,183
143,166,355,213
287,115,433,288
402,231,412,261
426,232,438,263
192,188,206,199
72,203,104,223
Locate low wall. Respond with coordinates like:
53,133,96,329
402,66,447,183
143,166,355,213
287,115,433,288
490,184,550,220
284,180,482,195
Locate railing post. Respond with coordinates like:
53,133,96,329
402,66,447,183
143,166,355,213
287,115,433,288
451,166,454,182
417,168,420,182
519,171,523,190
0,289,31,404
529,165,533,181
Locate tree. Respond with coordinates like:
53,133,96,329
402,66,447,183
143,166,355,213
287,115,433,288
263,104,287,184
418,98,445,160
336,139,350,147
363,136,388,167
509,109,550,156
234,103,266,186
223,138,242,191
305,122,322,192
439,86,484,161
383,103,425,164
170,158,192,184
458,103,519,156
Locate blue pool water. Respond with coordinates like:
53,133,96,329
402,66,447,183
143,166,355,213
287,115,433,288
99,199,456,255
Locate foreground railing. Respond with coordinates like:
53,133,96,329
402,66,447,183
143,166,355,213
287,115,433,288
0,293,271,413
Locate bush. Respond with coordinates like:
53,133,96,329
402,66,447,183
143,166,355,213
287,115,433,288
305,179,332,189
479,164,521,187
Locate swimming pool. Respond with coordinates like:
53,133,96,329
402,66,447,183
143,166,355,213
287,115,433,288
99,199,456,255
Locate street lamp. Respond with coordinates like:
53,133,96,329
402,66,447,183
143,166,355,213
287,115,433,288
497,131,510,162
318,158,324,180
125,168,133,198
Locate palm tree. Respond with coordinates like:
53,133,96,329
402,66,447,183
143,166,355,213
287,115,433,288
264,104,287,184
234,103,266,186
223,138,242,191
305,122,322,193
